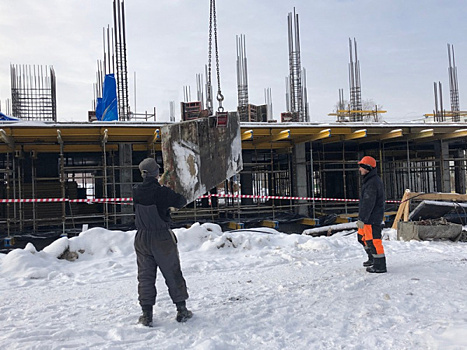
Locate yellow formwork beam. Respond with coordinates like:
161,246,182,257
344,129,367,140
412,129,434,139
363,129,403,143
147,129,160,144
242,130,253,141
271,129,290,142
260,220,279,229
443,129,467,140
227,222,245,230
293,129,331,144
299,218,318,226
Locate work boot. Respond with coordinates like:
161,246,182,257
366,257,387,273
138,305,153,327
175,301,193,323
363,247,374,267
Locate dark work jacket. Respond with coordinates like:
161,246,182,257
358,167,385,225
133,178,187,239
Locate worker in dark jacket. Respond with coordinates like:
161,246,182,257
133,158,192,326
356,156,387,273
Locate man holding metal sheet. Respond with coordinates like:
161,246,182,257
132,158,192,326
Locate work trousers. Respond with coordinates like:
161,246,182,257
134,229,189,306
357,223,385,258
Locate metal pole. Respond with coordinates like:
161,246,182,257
406,139,411,190
57,130,66,235
31,153,37,232
102,129,109,229
309,143,315,219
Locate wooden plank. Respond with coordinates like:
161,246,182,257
403,197,410,221
392,189,410,229
408,192,467,202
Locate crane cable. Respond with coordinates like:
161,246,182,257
207,0,224,114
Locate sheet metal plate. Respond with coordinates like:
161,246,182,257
161,115,243,204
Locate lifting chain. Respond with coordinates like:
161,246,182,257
207,0,224,113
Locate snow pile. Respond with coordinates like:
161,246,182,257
1,223,466,349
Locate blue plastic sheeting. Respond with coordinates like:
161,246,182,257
95,97,104,121
95,74,118,121
0,112,19,121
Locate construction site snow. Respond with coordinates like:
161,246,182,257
1,224,466,349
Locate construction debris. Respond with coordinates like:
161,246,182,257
397,219,462,242
302,222,357,236
409,200,467,222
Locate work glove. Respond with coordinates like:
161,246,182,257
159,170,170,185
356,220,365,229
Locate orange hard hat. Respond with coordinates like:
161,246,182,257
358,156,376,168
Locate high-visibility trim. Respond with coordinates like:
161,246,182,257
362,224,373,240
373,239,385,255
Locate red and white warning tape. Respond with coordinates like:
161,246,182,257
0,194,400,204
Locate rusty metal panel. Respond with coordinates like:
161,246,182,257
161,115,243,204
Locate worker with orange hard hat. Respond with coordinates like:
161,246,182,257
356,156,387,273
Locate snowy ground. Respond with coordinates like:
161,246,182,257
1,223,466,350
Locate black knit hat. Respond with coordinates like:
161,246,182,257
359,163,373,172
139,158,160,178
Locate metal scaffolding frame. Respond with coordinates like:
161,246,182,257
1,124,467,235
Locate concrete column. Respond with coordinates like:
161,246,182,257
240,151,253,206
119,143,133,224
454,149,466,194
434,141,451,193
293,143,308,216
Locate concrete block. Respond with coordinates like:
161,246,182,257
397,221,462,242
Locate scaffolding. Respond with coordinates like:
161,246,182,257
1,124,467,236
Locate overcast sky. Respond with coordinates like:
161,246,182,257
1,0,467,123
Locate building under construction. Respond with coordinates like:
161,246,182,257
2,4,467,243
1,121,467,238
